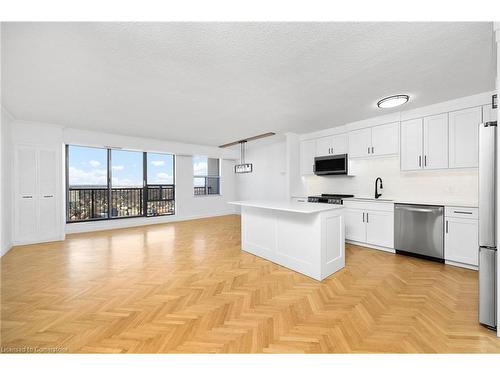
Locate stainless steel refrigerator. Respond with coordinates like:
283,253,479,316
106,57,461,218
479,102,497,330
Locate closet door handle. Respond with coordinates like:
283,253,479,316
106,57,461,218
21,195,33,199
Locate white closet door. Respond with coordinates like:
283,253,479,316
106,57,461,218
15,145,38,242
448,107,481,168
38,148,59,240
400,118,423,171
423,113,448,169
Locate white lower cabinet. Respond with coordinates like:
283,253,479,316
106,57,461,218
444,206,479,268
344,201,394,251
344,209,366,243
365,210,394,248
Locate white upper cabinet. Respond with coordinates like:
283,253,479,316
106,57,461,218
300,139,316,176
448,107,481,169
400,118,423,171
423,113,448,169
371,122,399,156
348,123,399,158
316,134,347,157
348,128,371,158
331,134,348,155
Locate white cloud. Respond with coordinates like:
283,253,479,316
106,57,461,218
69,166,107,186
151,160,165,167
156,172,173,183
89,160,101,168
193,162,207,175
112,165,124,171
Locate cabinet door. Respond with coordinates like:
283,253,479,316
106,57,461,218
371,122,399,156
400,118,423,171
331,134,348,155
448,107,481,168
344,209,366,242
300,139,316,176
348,128,371,158
423,113,448,169
315,136,333,156
38,148,60,240
445,217,479,266
365,210,394,248
15,145,38,242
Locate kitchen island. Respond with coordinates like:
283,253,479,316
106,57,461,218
229,200,345,281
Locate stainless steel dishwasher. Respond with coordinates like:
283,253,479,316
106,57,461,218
394,203,444,262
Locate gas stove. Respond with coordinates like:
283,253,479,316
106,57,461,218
307,194,354,205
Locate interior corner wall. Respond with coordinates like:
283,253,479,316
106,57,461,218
1,108,13,256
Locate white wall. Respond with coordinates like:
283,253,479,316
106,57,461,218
304,157,478,205
236,140,287,201
1,107,14,255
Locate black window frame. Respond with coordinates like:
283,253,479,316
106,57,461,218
193,156,221,196
65,145,175,223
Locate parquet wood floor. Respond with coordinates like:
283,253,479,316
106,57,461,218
1,215,499,353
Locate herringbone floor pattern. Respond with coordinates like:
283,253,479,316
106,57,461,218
1,215,499,353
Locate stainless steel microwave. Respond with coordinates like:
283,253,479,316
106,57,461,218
313,154,348,175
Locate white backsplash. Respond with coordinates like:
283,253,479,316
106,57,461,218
304,156,478,206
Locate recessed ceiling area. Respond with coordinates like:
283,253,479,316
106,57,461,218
1,22,496,146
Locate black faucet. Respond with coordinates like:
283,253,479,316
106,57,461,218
375,177,383,199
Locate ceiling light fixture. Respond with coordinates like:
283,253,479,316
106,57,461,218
377,95,409,109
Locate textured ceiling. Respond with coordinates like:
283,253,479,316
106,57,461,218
1,22,496,146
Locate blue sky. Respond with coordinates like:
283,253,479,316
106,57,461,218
68,146,174,187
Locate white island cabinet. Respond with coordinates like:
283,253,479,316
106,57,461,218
230,200,345,281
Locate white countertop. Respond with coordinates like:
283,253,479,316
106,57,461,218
229,200,343,214
343,197,477,208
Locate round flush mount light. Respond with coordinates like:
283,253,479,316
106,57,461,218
377,94,410,109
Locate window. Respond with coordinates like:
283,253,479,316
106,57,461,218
146,153,175,216
111,150,144,218
67,145,109,221
193,156,220,195
66,145,175,222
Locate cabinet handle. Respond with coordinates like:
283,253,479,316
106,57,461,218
43,195,54,198
446,220,448,233
362,212,365,223
367,147,370,154
22,195,33,199
454,210,472,215
424,155,427,167
366,212,369,223
371,146,374,154
419,155,421,167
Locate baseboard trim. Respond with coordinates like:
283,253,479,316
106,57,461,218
346,240,395,253
1,242,13,257
445,260,478,271
12,235,65,247
65,211,238,235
